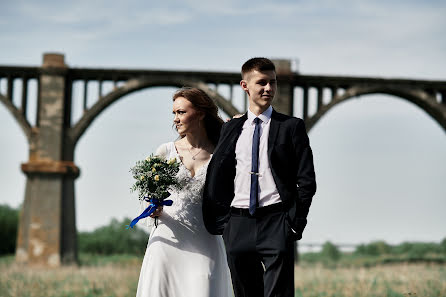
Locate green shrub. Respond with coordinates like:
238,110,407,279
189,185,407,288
0,204,19,255
391,242,442,258
321,241,341,261
441,238,446,254
355,241,391,256
391,242,414,254
78,218,148,255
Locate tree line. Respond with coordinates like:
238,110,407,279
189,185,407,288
2,204,446,262
0,204,148,256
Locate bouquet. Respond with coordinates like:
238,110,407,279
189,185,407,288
126,155,180,229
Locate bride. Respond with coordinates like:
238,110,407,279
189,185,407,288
136,87,232,297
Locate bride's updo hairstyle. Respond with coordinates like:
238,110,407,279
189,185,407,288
173,87,224,146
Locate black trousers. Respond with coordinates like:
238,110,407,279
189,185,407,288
222,204,295,297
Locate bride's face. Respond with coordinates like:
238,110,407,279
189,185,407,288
173,97,204,135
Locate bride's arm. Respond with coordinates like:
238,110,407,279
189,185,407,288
155,143,169,160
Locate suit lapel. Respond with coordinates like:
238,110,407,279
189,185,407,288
268,110,280,158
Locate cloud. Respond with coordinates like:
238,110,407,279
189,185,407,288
13,1,193,31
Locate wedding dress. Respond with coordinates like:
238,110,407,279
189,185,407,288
136,142,232,297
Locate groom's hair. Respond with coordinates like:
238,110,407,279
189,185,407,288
241,57,276,79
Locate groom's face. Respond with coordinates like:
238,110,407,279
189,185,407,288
241,69,277,112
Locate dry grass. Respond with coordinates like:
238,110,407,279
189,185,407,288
0,258,141,297
1,256,445,297
295,263,446,297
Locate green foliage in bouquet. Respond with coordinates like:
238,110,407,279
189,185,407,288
130,155,180,201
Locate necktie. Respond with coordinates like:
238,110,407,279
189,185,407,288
249,117,262,215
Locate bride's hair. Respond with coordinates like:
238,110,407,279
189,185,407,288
173,87,224,145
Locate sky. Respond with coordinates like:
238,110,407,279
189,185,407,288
1,0,445,249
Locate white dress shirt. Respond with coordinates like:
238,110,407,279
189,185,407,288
232,106,281,208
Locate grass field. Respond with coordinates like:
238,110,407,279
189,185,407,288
1,255,445,297
294,263,446,297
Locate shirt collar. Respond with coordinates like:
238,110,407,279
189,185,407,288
247,105,273,124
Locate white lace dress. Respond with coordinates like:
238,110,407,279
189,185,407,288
136,142,232,297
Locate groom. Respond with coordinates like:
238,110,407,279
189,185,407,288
203,57,316,297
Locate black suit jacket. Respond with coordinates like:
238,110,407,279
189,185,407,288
202,109,316,240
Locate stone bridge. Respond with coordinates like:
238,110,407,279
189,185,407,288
1,53,445,266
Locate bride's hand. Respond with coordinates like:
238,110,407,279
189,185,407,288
150,205,163,217
226,114,243,121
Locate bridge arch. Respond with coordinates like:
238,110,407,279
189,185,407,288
306,86,446,132
73,87,181,231
0,93,32,142
0,102,29,209
70,78,239,145
306,94,446,245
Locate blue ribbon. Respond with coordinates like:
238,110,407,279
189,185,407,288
126,197,173,229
